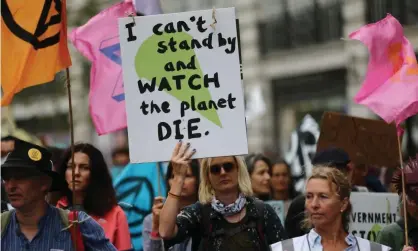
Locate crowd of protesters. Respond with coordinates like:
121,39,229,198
1,136,417,251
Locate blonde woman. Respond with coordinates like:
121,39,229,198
271,166,391,251
159,142,287,251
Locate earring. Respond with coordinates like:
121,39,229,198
340,209,344,213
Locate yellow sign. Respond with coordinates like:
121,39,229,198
28,148,42,161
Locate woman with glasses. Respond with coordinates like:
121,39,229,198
271,166,390,251
158,142,287,251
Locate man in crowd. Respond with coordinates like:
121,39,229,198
1,138,117,250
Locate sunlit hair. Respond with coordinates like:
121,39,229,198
199,156,253,204
302,166,352,232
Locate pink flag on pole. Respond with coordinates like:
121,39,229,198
69,1,134,135
349,14,418,131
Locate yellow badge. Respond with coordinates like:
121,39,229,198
28,148,42,161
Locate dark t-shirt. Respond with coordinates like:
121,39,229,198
220,215,259,251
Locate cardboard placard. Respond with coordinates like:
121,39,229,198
317,112,399,168
118,8,248,163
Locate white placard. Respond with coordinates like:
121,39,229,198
118,8,248,163
349,192,400,241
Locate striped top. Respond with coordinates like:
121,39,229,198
1,205,117,251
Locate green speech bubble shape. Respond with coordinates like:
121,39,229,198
135,32,222,128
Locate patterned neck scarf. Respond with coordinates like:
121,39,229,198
211,193,246,216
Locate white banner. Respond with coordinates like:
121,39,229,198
119,8,248,163
349,192,400,241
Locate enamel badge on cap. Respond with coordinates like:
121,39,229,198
28,148,42,161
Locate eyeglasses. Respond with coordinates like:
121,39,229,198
210,162,235,175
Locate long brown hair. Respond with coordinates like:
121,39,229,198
302,166,352,232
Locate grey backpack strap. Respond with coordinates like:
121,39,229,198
281,238,294,251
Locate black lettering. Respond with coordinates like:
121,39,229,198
158,122,171,141
367,231,376,241
196,16,207,33
150,101,161,114
177,21,190,32
187,55,197,69
164,61,175,71
197,101,208,111
179,40,191,50
165,22,176,33
217,98,226,108
218,33,227,47
173,119,184,140
137,78,156,94
190,96,197,111
188,118,201,139
188,74,201,90
204,73,219,88
357,213,361,223
190,16,196,22
161,101,170,113
191,39,202,49
362,213,367,223
157,41,168,53
359,231,366,238
180,101,190,117
140,101,149,115
375,213,381,223
125,23,137,42
208,100,218,109
176,60,188,71
227,93,236,109
152,23,163,35
173,75,186,89
158,77,172,92
351,213,356,223
225,37,236,54
202,33,213,49
382,213,386,224
368,213,373,223
168,37,177,52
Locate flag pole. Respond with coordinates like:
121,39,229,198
397,135,409,245
66,67,78,251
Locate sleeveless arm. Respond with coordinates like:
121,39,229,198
264,203,288,244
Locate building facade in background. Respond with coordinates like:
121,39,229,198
5,0,418,161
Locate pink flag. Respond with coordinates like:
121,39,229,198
349,14,418,131
69,1,134,135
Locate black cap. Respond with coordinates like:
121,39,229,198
312,147,350,170
1,139,63,191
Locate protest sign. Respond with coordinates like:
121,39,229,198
349,192,399,241
118,8,248,163
317,112,399,168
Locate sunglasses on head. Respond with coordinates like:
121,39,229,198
210,162,235,175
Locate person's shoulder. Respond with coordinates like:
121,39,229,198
379,222,402,233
